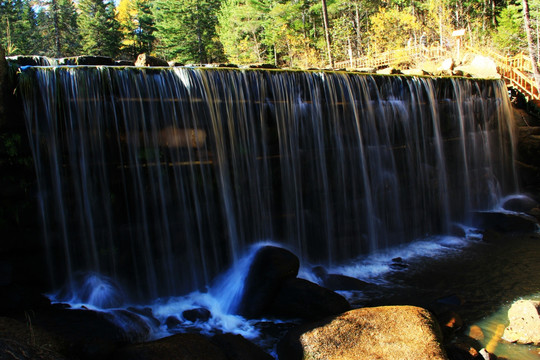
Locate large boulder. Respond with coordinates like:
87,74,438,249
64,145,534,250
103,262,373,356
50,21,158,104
278,306,448,360
502,196,539,213
236,246,299,318
112,333,227,360
268,278,351,320
135,53,169,67
502,299,540,345
454,55,500,79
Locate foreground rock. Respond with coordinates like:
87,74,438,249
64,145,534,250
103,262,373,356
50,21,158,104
502,299,540,345
0,338,68,360
236,246,350,320
236,246,300,317
268,278,351,320
113,333,227,360
112,333,274,360
278,306,448,360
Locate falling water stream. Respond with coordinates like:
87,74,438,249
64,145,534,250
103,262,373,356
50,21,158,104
16,65,523,356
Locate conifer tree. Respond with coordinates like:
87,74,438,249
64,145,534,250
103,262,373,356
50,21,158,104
0,0,40,55
78,0,121,57
37,0,81,57
117,0,155,59
153,0,224,63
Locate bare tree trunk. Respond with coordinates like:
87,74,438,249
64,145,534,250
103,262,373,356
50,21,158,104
523,0,540,88
321,0,333,67
355,1,361,57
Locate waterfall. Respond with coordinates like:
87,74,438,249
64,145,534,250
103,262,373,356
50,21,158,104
18,66,517,301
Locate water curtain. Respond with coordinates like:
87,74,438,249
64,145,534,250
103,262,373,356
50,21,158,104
19,67,517,300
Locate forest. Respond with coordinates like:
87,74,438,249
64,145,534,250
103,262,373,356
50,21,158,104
0,0,538,68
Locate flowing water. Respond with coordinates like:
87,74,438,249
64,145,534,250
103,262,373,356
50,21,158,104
16,66,529,357
17,66,517,301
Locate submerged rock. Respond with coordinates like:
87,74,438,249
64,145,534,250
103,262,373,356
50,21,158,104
312,266,371,291
236,246,299,318
278,306,448,360
165,316,181,329
502,299,540,345
182,307,212,322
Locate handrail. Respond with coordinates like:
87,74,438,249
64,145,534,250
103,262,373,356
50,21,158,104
335,45,451,70
337,44,540,100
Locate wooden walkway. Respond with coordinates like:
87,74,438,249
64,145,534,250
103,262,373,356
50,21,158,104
335,45,540,101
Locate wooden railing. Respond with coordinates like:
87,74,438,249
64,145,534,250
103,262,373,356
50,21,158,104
464,45,540,100
335,45,451,70
337,44,540,100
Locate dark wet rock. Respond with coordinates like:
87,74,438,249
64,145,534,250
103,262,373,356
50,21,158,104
106,310,152,343
182,307,212,322
115,60,135,66
518,128,540,168
165,316,182,329
135,53,169,67
472,211,538,233
168,61,184,67
127,307,160,327
502,196,539,213
60,56,115,66
0,338,68,360
277,306,447,360
112,333,227,360
5,55,52,66
210,333,274,360
236,246,299,318
449,224,467,238
268,278,351,320
312,266,371,291
391,257,408,269
248,64,279,69
27,307,131,359
219,64,239,68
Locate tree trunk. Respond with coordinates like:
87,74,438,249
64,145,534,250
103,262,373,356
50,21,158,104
522,0,540,89
321,0,333,67
52,0,61,57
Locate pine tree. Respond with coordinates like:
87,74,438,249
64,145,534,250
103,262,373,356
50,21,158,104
78,0,121,57
117,0,155,59
153,0,224,63
36,0,81,57
58,0,81,56
0,0,40,55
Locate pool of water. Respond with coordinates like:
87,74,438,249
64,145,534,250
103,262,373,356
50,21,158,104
50,227,540,359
